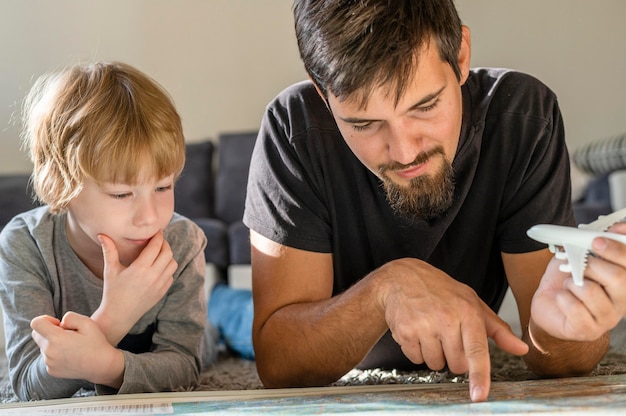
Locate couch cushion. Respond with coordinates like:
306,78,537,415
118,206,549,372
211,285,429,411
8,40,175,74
215,132,257,225
0,174,40,228
175,140,214,219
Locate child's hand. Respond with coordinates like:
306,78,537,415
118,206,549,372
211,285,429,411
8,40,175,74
31,312,124,388
92,231,177,345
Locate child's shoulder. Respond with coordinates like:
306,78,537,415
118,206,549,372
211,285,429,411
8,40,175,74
167,212,202,233
1,206,56,239
164,213,206,248
0,206,60,259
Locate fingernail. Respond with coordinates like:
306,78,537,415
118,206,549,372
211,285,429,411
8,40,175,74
97,234,104,246
471,386,484,402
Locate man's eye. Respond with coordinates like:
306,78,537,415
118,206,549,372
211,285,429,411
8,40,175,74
419,98,440,112
352,123,371,132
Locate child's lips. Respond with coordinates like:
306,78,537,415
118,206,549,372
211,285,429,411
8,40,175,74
127,238,151,246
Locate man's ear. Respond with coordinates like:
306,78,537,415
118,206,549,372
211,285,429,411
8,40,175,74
309,76,331,111
458,25,472,85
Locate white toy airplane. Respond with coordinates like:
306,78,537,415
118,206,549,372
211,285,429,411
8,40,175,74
526,207,626,286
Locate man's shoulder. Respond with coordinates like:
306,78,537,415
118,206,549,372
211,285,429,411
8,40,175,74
470,67,546,86
468,68,558,120
267,80,338,138
275,79,319,101
269,80,319,116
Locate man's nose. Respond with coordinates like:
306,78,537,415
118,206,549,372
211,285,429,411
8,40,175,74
386,120,423,165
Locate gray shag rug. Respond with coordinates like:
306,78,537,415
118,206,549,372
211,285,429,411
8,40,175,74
2,320,626,404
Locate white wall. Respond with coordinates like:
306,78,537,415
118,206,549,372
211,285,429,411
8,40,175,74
456,0,626,156
0,0,307,174
0,0,624,175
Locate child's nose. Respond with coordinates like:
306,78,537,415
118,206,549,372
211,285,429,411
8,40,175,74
133,197,158,226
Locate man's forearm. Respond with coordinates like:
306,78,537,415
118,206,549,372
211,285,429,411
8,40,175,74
254,274,389,388
523,318,610,377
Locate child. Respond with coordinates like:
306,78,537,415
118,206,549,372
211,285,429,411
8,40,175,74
0,61,217,400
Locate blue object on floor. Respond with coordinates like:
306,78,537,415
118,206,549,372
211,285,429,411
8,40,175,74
208,283,255,360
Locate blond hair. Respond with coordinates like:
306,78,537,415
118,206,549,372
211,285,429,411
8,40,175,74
21,61,185,213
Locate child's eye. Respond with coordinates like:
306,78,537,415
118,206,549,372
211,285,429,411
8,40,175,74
110,193,131,200
156,185,173,193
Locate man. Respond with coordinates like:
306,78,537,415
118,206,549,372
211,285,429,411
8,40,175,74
243,0,612,402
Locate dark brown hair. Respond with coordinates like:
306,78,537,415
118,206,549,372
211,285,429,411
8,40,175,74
294,0,463,108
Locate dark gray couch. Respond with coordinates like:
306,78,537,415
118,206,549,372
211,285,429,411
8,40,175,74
572,173,612,225
0,174,39,228
1,134,610,280
0,132,258,283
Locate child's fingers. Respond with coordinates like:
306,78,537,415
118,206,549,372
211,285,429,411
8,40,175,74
30,315,62,342
98,233,122,277
132,230,168,266
30,314,60,329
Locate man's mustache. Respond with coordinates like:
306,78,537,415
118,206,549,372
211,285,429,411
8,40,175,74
378,146,445,174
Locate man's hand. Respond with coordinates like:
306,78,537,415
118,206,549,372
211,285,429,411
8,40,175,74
379,258,528,402
31,312,124,387
92,231,177,344
532,222,626,342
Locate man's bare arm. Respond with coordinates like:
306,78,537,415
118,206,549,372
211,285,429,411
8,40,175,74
503,250,609,377
252,230,527,403
251,230,388,387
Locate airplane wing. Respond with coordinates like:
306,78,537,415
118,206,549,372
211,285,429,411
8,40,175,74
559,243,589,286
527,223,626,286
578,206,626,231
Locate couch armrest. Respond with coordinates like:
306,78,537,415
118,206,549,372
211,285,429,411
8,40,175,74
228,221,250,265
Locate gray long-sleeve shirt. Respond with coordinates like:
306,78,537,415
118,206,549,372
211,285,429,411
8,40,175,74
0,207,216,400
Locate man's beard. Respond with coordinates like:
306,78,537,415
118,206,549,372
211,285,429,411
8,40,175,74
379,147,455,222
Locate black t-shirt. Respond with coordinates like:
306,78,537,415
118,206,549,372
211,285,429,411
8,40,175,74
244,68,575,369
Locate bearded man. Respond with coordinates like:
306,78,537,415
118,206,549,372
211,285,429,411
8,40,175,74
243,0,612,403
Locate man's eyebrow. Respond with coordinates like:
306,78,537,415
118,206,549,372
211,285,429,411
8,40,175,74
338,115,377,124
337,85,446,124
406,85,446,111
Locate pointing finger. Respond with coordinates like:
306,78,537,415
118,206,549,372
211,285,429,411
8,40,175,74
461,319,491,402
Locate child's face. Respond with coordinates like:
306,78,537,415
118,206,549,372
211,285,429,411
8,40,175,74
65,173,176,267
